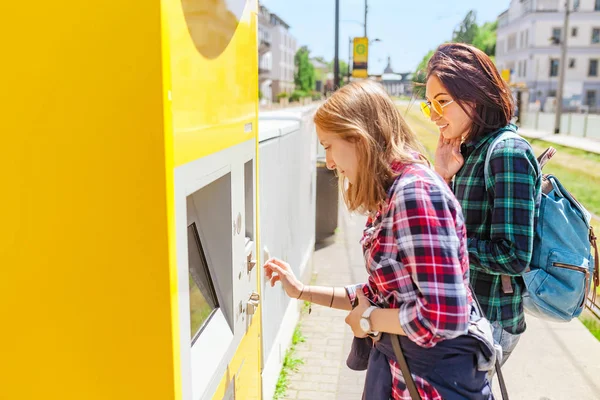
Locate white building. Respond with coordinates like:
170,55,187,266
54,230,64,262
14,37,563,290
496,0,600,112
258,4,297,102
258,7,273,102
380,57,413,97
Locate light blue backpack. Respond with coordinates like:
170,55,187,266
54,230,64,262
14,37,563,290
485,129,599,322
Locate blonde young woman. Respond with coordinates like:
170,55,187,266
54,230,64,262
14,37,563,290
263,81,494,400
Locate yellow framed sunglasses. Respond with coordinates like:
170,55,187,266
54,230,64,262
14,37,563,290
420,98,455,118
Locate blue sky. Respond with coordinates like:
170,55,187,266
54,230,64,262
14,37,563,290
259,0,510,74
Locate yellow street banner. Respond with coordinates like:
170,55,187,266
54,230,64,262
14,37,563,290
352,37,368,78
501,69,511,83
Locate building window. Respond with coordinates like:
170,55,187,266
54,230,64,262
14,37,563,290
508,34,517,51
574,0,580,10
548,90,557,97
550,59,559,77
569,58,576,68
520,32,525,49
572,27,578,37
507,62,515,76
593,28,600,44
587,91,597,107
589,59,599,76
596,0,600,11
523,60,527,77
552,28,562,44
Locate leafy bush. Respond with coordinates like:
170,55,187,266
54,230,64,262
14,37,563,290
289,90,307,102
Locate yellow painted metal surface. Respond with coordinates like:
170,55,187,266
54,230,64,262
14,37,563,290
164,0,261,398
161,4,182,400
1,2,176,400
352,37,369,78
164,0,258,167
211,308,262,400
2,0,261,399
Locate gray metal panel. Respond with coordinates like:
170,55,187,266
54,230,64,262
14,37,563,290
258,110,317,364
244,160,254,240
187,174,234,332
259,136,289,363
258,120,281,143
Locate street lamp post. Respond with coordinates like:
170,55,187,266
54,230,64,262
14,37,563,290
341,0,377,82
364,0,368,37
367,38,381,78
334,0,340,89
348,37,352,82
341,20,366,83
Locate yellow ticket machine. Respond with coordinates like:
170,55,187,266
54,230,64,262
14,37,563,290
1,1,261,399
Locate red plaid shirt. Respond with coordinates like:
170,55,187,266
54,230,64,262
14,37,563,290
346,161,473,400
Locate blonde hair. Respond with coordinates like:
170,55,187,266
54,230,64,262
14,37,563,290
314,80,426,214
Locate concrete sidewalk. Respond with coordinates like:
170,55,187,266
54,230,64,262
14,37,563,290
282,205,368,400
283,203,600,400
518,127,600,155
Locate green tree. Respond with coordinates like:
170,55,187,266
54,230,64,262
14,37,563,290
310,56,328,85
412,49,435,98
452,10,479,45
294,46,315,92
314,68,326,83
472,20,498,57
412,10,499,98
327,60,349,84
339,60,349,78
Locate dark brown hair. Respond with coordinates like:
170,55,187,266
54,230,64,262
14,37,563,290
426,43,514,142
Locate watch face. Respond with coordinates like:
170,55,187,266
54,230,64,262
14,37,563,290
359,318,370,333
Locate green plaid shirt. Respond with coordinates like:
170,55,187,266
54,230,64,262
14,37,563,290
453,125,541,335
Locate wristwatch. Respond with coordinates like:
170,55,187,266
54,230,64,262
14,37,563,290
359,306,379,336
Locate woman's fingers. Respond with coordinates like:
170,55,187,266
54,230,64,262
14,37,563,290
437,132,445,147
264,258,296,292
438,135,450,147
270,274,281,287
452,143,461,156
264,264,273,279
268,258,290,271
263,262,283,287
265,261,286,276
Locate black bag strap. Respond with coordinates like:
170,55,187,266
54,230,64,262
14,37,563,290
376,294,422,400
389,329,509,400
495,358,510,400
377,294,507,400
389,334,422,400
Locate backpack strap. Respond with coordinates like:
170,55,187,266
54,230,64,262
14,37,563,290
483,127,526,294
590,227,599,304
483,128,522,191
